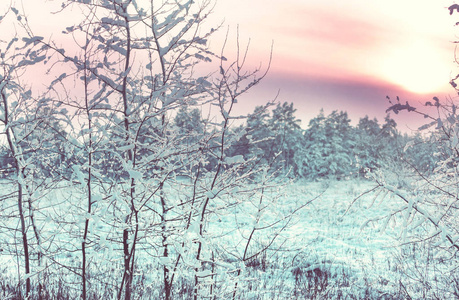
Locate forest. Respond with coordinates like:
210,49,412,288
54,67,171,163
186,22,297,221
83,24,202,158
0,0,458,299
0,102,439,182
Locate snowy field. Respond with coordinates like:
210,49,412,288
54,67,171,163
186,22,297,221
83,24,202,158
0,178,457,299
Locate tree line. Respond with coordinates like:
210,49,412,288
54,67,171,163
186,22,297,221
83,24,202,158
174,102,439,181
0,101,440,182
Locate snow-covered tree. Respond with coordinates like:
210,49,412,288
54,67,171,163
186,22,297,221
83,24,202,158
0,1,304,299
243,105,274,164
354,116,382,175
0,8,60,297
175,106,205,136
364,91,459,297
269,102,304,175
300,110,355,179
241,102,303,176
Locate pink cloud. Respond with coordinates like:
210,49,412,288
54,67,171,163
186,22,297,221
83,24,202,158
280,7,392,49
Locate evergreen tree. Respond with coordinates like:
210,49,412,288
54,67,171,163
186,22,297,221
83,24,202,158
268,102,304,175
0,144,15,178
354,116,382,175
402,132,439,174
245,105,272,164
301,110,354,179
174,106,204,137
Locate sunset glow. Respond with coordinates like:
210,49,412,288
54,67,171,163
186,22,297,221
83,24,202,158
379,40,452,94
210,0,457,129
4,0,458,129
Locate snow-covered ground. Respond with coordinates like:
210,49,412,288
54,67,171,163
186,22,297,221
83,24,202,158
205,179,458,299
0,178,457,299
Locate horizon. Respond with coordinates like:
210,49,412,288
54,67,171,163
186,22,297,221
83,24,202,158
1,0,458,133
209,0,458,132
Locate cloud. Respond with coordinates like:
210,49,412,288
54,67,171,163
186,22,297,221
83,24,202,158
260,5,403,83
264,3,454,95
235,69,447,131
278,7,392,50
217,0,456,131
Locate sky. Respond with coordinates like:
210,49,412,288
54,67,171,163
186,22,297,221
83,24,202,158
3,0,459,132
208,0,459,131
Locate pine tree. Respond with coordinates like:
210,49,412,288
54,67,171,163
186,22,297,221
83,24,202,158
301,110,354,179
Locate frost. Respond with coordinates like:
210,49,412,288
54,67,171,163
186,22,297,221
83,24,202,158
101,17,126,27
205,189,218,199
64,26,75,33
119,67,131,78
195,269,212,277
111,190,120,201
72,165,86,186
22,36,44,46
68,137,81,147
196,77,211,87
187,220,200,235
159,256,171,265
225,155,244,165
158,46,167,57
418,120,437,131
6,37,18,51
195,53,211,62
128,169,143,180
403,140,414,152
111,44,127,56
118,144,135,151
436,118,443,129
17,55,46,67
214,260,236,270
451,137,459,152
98,74,117,88
99,235,107,247
51,73,67,86
23,272,35,281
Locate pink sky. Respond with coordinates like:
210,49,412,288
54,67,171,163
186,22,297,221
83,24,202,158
3,0,458,131
210,0,458,131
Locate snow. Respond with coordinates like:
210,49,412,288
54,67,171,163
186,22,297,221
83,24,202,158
0,178,456,298
225,155,244,165
100,17,126,27
111,44,127,56
128,169,143,180
22,36,44,46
